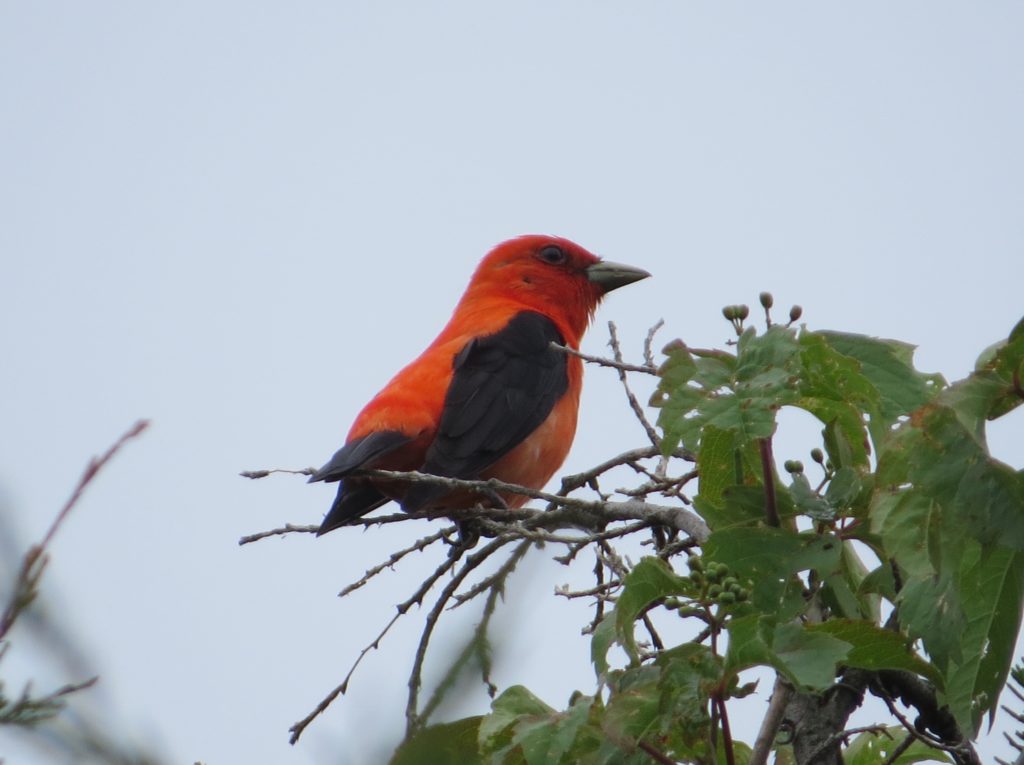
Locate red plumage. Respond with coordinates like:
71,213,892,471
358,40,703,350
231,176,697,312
310,235,649,535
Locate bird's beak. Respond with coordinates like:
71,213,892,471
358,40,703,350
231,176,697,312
585,260,651,293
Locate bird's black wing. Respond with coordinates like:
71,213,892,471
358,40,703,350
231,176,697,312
310,430,413,484
402,311,569,512
311,430,413,535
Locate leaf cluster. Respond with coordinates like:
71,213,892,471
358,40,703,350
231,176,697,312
393,308,1023,764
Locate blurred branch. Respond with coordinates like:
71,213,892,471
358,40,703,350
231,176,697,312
1,419,150,641
0,419,163,764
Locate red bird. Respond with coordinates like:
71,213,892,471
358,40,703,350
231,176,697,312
310,235,649,535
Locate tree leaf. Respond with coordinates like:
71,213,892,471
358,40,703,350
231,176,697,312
479,686,554,752
391,716,484,765
942,544,1024,737
614,558,693,663
726,616,851,690
697,424,739,510
772,622,852,689
654,326,802,456
817,331,944,437
843,726,951,764
807,620,942,687
703,528,842,618
590,615,616,680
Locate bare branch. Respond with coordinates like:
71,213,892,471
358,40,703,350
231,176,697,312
558,445,693,495
406,537,521,735
643,319,665,369
750,676,793,765
339,527,455,597
351,468,710,543
240,467,316,480
1,419,150,641
551,342,657,375
288,610,402,745
238,524,319,545
608,321,661,448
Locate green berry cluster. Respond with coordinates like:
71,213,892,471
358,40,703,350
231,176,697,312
686,554,749,606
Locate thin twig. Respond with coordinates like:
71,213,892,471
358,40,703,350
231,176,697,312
643,319,665,369
1,420,149,641
555,580,621,600
289,541,471,745
608,321,661,448
638,739,677,765
880,734,917,765
558,446,692,495
641,613,664,651
240,467,316,479
552,343,658,375
876,687,980,765
717,695,737,765
418,543,531,724
406,536,518,735
288,610,402,745
238,524,319,545
339,527,454,597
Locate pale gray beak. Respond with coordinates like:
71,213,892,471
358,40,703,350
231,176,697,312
585,260,651,293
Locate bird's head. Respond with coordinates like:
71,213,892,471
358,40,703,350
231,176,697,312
462,235,650,340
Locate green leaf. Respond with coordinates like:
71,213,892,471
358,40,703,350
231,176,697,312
703,528,842,617
878,405,1024,553
825,466,866,512
858,564,897,603
772,622,852,689
479,690,602,765
807,620,942,687
871,492,945,579
655,326,802,456
602,665,661,742
897,574,966,672
614,558,692,663
479,686,554,752
948,315,1024,429
695,484,798,531
725,616,851,689
843,726,951,764
823,540,880,622
942,544,1024,737
602,645,719,759
817,331,944,436
724,615,778,678
391,717,484,765
696,424,738,510
515,695,594,765
590,615,616,680
788,472,833,520
797,331,878,468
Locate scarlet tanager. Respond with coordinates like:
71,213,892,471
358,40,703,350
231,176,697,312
310,235,649,535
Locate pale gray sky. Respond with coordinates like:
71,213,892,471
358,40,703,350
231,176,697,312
2,2,1022,763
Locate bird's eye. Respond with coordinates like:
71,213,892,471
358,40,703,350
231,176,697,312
537,245,567,265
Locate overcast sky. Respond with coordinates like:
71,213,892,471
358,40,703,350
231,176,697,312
2,2,1022,764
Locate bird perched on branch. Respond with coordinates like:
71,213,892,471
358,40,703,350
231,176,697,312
310,235,649,535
